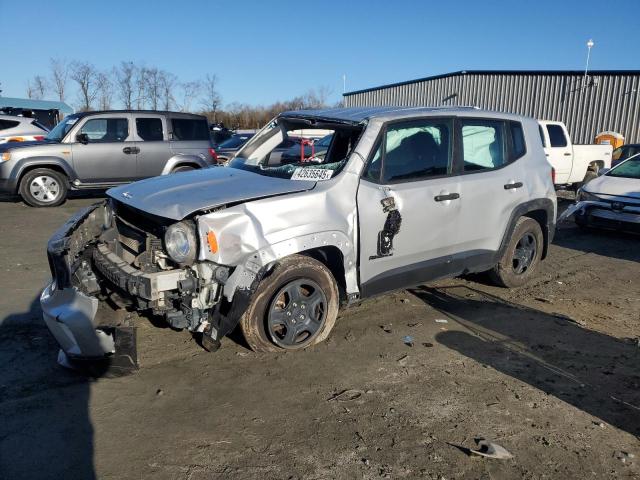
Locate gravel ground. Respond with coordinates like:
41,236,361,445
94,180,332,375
0,193,638,480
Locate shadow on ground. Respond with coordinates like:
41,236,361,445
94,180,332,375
411,285,640,439
0,297,97,480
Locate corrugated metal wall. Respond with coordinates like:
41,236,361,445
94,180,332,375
344,73,640,144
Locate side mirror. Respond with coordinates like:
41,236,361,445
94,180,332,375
76,133,89,145
598,168,610,176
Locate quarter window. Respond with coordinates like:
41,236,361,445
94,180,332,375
546,124,568,147
80,118,129,142
461,119,506,171
0,119,20,131
509,121,526,161
380,119,453,182
171,118,209,141
136,118,164,141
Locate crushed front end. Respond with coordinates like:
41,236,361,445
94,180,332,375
41,200,231,363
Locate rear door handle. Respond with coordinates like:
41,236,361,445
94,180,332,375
504,182,523,190
123,147,134,154
563,152,571,156
434,193,460,202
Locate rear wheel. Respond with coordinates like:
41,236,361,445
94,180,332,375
239,254,339,352
489,217,544,288
19,168,68,207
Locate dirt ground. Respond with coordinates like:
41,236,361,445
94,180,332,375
0,193,638,480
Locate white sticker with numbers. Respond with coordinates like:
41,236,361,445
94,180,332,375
291,167,333,181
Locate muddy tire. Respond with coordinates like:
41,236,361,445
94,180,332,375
171,165,196,174
19,168,68,207
239,254,339,352
489,217,544,288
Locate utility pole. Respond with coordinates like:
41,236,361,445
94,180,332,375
583,39,594,88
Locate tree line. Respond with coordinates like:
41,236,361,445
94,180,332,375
25,59,332,129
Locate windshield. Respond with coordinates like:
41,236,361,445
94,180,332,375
228,117,362,181
46,115,80,142
607,157,640,179
219,134,253,149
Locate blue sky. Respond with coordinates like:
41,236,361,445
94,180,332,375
1,0,638,108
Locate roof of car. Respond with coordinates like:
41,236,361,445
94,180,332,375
279,106,524,123
0,114,33,122
70,110,206,119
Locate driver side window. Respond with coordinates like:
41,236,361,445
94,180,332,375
80,118,129,143
364,118,453,183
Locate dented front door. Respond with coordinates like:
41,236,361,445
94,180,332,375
356,117,461,297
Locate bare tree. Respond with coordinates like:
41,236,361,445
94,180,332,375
49,58,68,101
179,80,202,112
26,81,36,99
201,74,222,122
135,66,148,109
159,71,177,110
145,67,162,110
96,71,113,110
70,61,98,111
33,75,49,99
115,61,136,109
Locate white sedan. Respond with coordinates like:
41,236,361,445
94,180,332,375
0,114,49,144
560,154,640,233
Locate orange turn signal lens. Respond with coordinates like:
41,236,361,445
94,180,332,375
8,137,24,142
1,152,10,161
206,231,218,254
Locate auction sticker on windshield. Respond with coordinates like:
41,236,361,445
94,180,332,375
291,168,333,181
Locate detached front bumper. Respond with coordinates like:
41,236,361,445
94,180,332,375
40,203,113,359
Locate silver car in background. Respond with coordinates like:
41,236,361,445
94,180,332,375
40,107,556,367
0,114,49,143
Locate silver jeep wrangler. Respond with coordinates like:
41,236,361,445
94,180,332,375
41,107,556,363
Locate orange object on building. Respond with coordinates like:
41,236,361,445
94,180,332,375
595,131,625,149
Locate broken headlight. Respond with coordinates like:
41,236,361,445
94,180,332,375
164,221,198,265
577,189,600,202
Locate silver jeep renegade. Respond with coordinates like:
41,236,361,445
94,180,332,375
41,107,556,364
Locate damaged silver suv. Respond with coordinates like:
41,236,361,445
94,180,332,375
41,107,556,364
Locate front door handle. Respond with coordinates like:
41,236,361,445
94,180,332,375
434,193,460,202
504,182,523,190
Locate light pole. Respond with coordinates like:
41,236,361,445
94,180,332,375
584,39,594,88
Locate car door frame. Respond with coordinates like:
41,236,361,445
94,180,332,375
68,113,137,184
542,121,572,183
131,113,169,179
357,115,465,298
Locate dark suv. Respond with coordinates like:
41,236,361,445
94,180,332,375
0,110,215,207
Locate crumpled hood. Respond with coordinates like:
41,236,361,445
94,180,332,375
108,167,315,220
584,174,640,201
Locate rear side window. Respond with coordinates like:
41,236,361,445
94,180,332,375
136,118,164,141
0,119,20,131
546,124,568,147
461,119,506,171
538,125,547,147
80,118,129,142
509,121,526,161
171,118,209,141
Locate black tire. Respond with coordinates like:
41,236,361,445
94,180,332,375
19,168,68,207
171,165,196,174
239,254,339,352
489,217,544,288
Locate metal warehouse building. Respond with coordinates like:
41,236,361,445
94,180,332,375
343,70,640,144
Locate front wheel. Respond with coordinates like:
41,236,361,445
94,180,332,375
19,168,68,207
170,165,196,174
239,254,339,352
489,217,544,288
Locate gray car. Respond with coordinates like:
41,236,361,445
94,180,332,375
41,107,556,366
0,110,215,207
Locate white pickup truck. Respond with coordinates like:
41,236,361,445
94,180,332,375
538,120,612,187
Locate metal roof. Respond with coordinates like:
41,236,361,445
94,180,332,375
344,69,640,97
0,96,74,114
280,106,483,123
